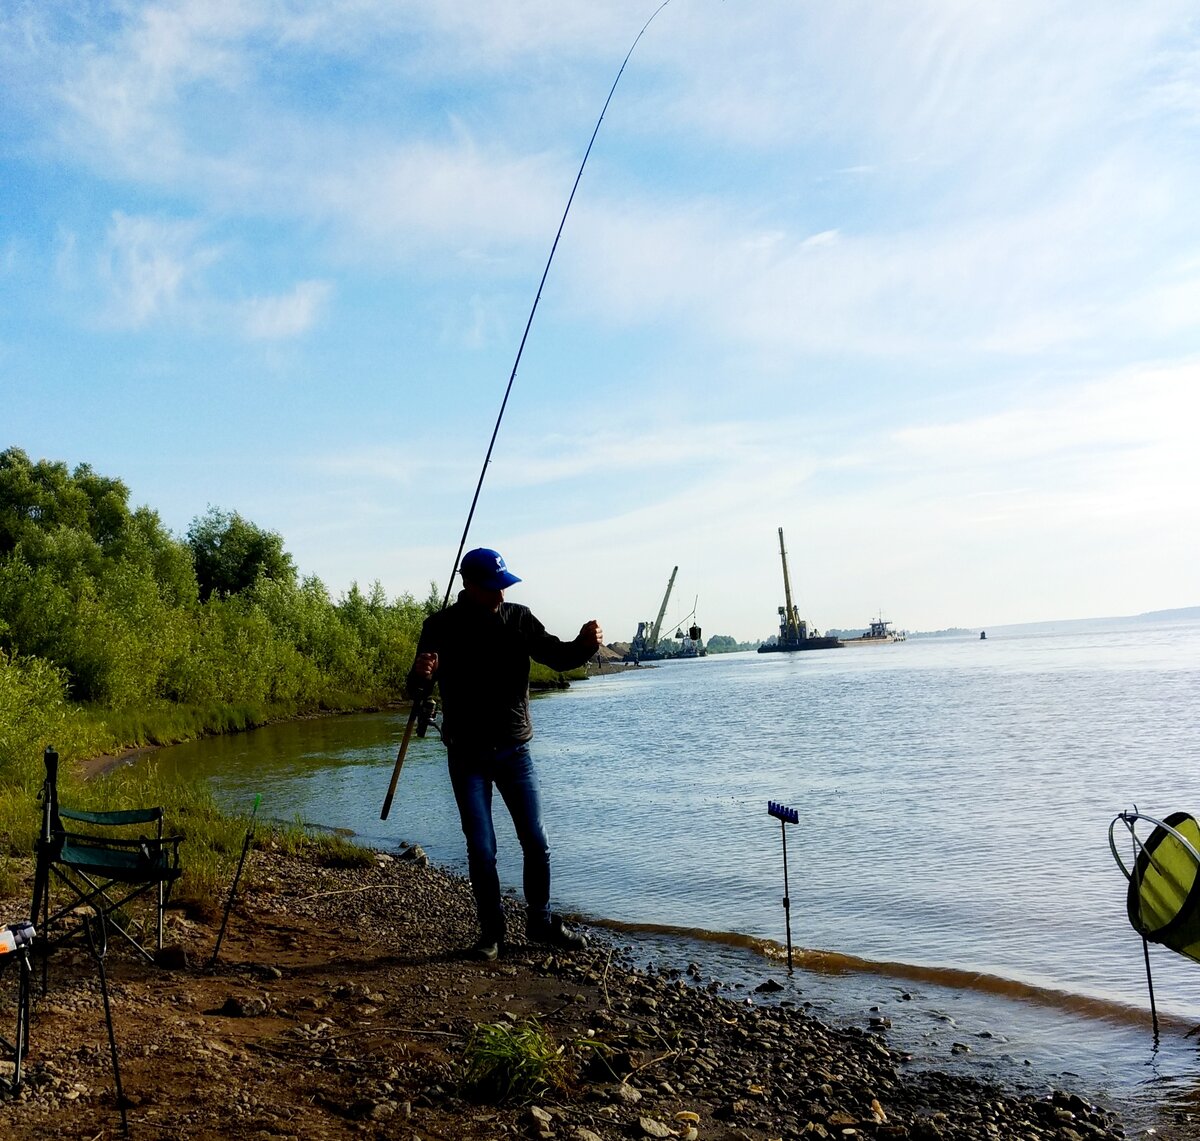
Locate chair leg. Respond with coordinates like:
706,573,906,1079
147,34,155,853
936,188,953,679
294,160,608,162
52,865,164,963
31,854,51,995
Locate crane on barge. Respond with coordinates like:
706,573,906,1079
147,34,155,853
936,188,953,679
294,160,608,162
625,566,677,663
758,528,843,653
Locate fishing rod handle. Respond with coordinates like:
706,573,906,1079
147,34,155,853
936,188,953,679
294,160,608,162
381,704,420,820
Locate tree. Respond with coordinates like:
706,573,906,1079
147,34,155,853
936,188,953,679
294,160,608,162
705,634,757,654
186,508,296,601
0,447,130,567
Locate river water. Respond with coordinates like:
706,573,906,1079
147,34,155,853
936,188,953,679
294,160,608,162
157,617,1200,1125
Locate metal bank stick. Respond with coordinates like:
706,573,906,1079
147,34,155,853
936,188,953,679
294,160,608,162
768,800,800,973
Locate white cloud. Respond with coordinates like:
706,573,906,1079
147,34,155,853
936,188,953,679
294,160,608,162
537,133,1195,364
20,0,1197,375
313,444,471,488
91,212,328,340
890,360,1200,474
98,212,219,328
660,2,1194,159
53,228,79,288
1126,260,1200,335
313,141,568,260
50,2,253,176
411,357,1200,635
241,280,332,339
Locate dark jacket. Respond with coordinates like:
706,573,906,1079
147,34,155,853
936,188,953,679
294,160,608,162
408,593,594,750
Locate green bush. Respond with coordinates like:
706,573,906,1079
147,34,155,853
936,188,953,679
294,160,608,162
0,650,105,790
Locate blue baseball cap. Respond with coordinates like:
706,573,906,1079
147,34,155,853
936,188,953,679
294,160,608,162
459,548,522,590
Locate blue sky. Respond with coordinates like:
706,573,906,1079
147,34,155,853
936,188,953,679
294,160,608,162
3,1,1198,642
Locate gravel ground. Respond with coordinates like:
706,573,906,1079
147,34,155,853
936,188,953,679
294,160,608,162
0,844,1186,1140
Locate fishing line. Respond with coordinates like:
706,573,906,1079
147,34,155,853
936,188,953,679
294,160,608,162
443,0,675,601
382,0,676,819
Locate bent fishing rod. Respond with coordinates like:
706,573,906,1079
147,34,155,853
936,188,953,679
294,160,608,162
381,0,675,820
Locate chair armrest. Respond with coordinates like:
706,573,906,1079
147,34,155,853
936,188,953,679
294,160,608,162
59,831,184,880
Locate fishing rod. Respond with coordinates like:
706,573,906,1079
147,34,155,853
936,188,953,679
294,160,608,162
381,0,676,820
211,793,262,967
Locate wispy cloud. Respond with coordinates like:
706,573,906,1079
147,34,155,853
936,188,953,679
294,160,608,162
90,212,329,340
97,212,218,328
240,280,332,339
18,0,1197,373
0,239,19,276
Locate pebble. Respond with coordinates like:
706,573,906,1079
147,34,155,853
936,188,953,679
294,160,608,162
637,1116,673,1138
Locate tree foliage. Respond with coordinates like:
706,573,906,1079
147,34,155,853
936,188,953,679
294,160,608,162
187,507,296,601
704,634,758,653
0,649,103,792
0,447,429,718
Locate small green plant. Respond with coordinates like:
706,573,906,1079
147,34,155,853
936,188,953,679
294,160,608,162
460,1019,570,1104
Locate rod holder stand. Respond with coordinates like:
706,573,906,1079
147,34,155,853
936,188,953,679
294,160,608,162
768,800,799,973
768,800,799,824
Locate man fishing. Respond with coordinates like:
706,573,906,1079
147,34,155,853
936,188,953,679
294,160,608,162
407,547,603,961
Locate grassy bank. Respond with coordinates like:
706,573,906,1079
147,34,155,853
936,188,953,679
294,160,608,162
0,650,380,906
0,744,373,913
0,649,589,910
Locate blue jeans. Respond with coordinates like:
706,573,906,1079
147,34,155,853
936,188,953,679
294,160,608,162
448,743,552,942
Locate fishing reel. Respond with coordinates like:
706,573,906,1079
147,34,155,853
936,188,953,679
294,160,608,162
0,920,35,956
416,696,439,739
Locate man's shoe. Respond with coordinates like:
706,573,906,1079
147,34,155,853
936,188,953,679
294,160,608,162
527,914,587,951
471,939,500,962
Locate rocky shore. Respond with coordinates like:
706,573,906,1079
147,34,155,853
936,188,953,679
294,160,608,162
0,846,1176,1140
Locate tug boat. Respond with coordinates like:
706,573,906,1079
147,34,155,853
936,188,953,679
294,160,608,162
843,616,906,646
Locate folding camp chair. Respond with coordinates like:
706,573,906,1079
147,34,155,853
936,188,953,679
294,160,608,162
30,746,183,975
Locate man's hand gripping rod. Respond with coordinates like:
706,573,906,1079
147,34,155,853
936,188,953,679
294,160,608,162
379,0,673,821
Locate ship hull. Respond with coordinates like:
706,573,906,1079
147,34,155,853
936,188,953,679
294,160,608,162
757,637,843,653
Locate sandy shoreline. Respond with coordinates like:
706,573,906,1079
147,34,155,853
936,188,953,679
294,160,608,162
0,843,1177,1140
77,743,163,780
